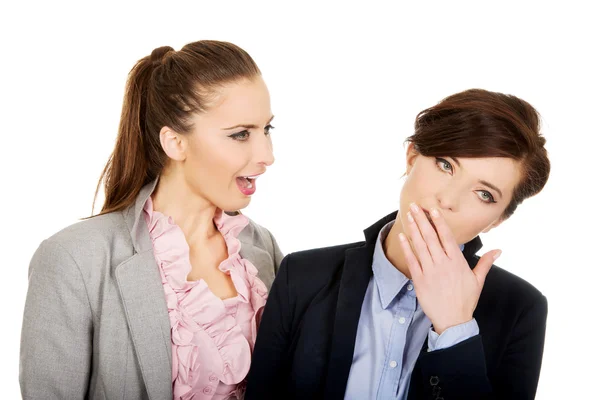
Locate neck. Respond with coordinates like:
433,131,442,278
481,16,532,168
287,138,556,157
383,215,413,279
151,171,220,244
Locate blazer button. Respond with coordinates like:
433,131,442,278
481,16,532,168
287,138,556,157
430,376,440,386
432,386,441,395
203,387,212,395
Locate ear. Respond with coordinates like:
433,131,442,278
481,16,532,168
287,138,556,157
159,126,187,162
481,217,504,233
405,142,420,175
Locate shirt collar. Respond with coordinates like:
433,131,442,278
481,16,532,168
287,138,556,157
372,221,411,309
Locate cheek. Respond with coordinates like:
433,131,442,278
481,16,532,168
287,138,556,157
188,140,245,173
450,213,499,243
399,168,439,209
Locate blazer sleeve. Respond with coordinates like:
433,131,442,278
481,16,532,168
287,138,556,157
414,295,548,400
245,254,293,400
20,239,93,399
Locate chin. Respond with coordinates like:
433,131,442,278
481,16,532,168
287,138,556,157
221,198,251,213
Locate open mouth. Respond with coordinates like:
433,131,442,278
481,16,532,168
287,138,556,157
235,173,262,195
237,175,258,189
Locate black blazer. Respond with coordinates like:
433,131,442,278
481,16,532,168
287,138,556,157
246,212,548,400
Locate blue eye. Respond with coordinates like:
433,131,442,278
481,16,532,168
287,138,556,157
435,158,453,173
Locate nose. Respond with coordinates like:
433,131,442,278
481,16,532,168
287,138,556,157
255,133,275,167
436,184,460,212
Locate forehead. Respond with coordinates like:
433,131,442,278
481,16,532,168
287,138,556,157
200,77,271,124
456,157,522,197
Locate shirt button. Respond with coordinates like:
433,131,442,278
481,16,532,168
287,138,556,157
389,360,398,368
407,283,414,291
209,375,218,382
203,387,212,394
398,317,406,324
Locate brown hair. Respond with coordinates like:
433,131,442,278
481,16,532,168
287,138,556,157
406,89,550,219
93,40,261,216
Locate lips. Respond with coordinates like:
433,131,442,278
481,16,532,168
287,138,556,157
240,173,263,180
236,172,264,196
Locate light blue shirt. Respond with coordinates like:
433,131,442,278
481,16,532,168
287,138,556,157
344,221,478,400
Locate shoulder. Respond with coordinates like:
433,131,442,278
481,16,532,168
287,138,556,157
487,264,544,300
48,211,129,250
279,241,365,291
479,262,547,319
33,211,131,271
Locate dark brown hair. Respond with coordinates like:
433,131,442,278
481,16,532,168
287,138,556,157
406,89,550,219
93,40,261,216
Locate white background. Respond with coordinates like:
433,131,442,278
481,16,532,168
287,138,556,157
1,1,598,398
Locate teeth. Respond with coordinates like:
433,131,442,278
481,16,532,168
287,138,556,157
246,180,253,188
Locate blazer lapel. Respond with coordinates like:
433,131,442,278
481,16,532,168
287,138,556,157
323,245,373,399
324,211,398,399
116,251,172,400
239,232,276,290
115,178,172,400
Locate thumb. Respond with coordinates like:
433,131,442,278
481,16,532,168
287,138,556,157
473,249,501,286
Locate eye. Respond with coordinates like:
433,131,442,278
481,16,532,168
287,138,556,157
229,130,250,141
264,124,275,135
435,157,453,174
477,190,497,204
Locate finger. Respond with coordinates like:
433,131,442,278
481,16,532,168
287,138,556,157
405,210,433,268
429,207,460,257
409,203,446,262
398,233,423,281
473,250,501,287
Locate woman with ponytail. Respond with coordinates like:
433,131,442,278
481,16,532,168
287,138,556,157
20,40,282,400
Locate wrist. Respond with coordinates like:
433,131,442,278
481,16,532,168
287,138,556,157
432,316,473,335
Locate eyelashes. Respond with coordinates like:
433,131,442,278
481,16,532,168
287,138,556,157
435,157,453,173
477,190,497,203
228,124,275,141
434,157,497,204
228,131,250,141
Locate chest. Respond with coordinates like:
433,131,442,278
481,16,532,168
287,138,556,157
187,238,237,300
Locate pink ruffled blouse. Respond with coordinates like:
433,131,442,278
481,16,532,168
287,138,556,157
143,198,269,400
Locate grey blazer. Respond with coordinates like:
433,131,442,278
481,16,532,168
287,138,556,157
19,180,283,400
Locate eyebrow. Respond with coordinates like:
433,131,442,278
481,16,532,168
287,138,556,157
222,115,275,130
479,180,503,199
450,157,462,167
450,157,503,199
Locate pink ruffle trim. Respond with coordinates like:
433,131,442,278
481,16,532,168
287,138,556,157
143,198,268,399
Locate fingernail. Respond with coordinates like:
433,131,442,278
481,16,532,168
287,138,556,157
410,203,419,213
407,212,415,223
493,250,502,260
399,233,407,242
430,208,440,218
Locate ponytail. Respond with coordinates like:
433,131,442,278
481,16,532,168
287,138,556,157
93,47,173,215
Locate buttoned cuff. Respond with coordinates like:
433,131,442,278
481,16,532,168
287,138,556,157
427,319,479,352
